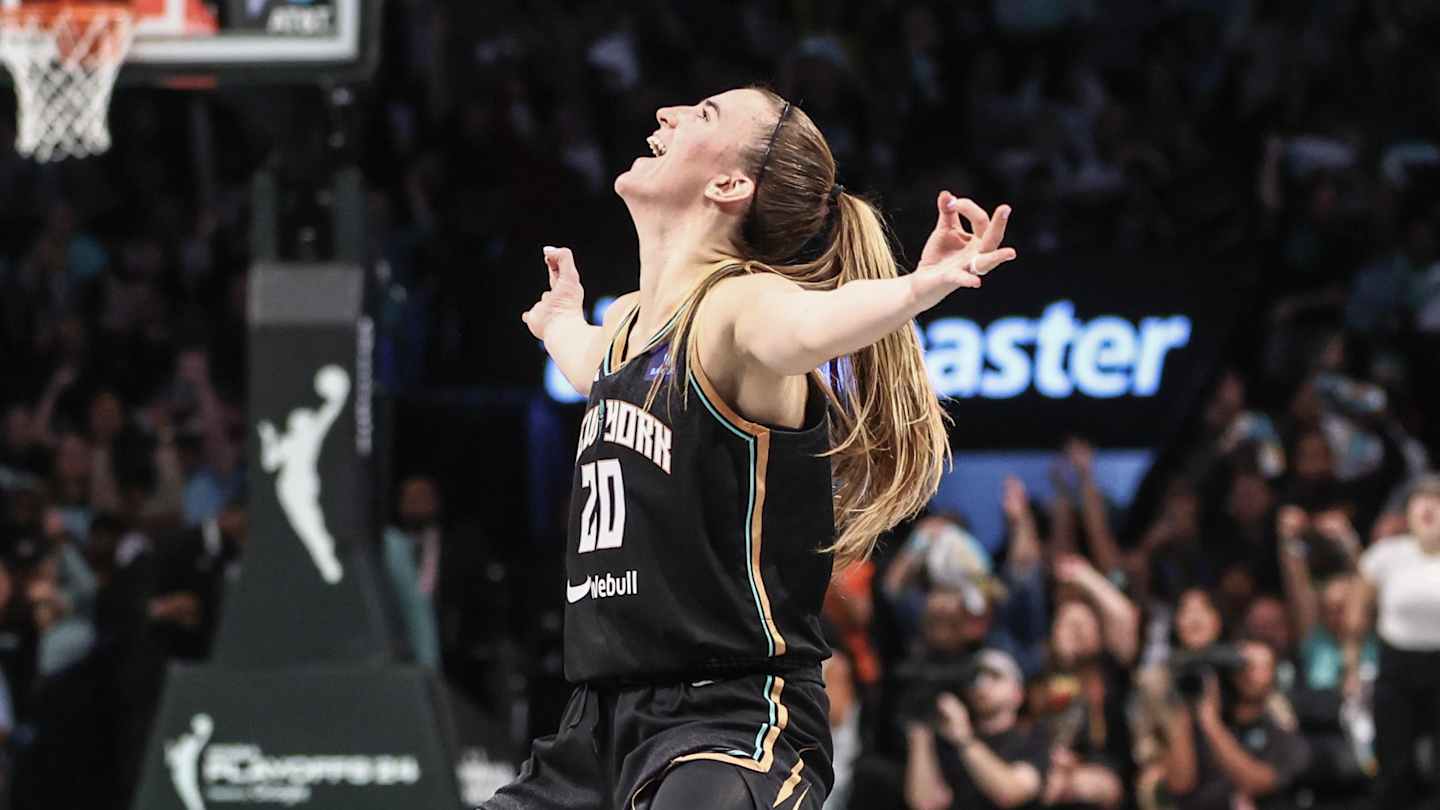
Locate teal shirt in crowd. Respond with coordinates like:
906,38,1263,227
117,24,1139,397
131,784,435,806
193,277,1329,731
382,526,441,669
1300,626,1377,690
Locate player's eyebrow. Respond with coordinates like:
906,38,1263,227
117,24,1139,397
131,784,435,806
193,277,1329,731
702,98,721,119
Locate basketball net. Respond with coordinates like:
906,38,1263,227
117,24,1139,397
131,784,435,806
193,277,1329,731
0,2,135,162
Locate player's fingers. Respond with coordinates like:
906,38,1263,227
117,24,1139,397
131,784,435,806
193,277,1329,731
972,247,1018,277
542,246,560,286
977,205,1012,252
946,197,989,235
935,190,961,232
549,246,581,285
942,264,983,289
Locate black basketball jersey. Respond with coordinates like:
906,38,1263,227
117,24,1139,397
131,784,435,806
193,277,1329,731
564,304,835,683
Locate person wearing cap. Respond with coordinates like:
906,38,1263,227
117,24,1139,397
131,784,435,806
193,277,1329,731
1344,472,1440,809
883,510,1049,679
904,648,1048,810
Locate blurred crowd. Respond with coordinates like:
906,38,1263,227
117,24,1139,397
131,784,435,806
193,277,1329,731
0,0,1438,809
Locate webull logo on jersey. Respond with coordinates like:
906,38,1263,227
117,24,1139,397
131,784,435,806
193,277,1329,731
576,399,673,475
164,713,421,809
567,570,640,604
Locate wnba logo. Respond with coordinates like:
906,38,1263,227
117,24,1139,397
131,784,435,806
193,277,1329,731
257,365,349,585
165,714,213,810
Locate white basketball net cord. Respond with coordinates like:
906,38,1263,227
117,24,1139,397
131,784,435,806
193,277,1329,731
0,7,134,162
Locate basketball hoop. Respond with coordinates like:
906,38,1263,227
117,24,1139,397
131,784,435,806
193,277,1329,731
0,1,135,162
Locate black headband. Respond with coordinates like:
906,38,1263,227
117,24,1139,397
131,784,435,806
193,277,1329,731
753,101,792,194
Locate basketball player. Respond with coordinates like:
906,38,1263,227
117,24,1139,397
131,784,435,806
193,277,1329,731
494,88,1016,810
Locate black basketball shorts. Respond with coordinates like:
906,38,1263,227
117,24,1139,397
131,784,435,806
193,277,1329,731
481,668,833,810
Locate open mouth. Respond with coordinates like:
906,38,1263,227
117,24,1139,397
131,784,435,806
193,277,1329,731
645,135,668,158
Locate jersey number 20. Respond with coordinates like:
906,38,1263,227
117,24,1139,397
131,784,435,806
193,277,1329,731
578,459,625,553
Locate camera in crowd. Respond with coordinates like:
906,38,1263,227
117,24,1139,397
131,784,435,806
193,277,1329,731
1169,644,1248,701
893,657,981,724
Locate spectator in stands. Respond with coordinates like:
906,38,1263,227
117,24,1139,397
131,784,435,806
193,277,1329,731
146,495,245,662
1048,440,1126,584
1347,474,1440,810
0,404,48,480
1128,480,1214,612
1031,553,1137,809
1153,639,1311,810
822,636,861,810
383,474,445,668
904,649,1047,810
1134,587,1226,805
1276,506,1374,692
883,508,1048,678
0,556,36,731
823,554,880,693
168,349,243,529
47,432,94,544
30,507,96,677
1273,507,1373,810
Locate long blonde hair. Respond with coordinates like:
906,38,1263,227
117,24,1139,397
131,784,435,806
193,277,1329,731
647,88,950,570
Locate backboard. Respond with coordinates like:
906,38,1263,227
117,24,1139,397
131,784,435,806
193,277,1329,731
127,0,381,87
0,0,378,160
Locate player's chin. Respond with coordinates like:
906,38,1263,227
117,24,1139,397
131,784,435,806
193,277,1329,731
613,169,634,196
614,168,658,202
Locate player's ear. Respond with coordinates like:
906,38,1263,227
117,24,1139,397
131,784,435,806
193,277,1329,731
704,173,754,208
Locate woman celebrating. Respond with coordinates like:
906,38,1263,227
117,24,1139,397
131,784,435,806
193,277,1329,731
1345,474,1440,810
495,87,1016,810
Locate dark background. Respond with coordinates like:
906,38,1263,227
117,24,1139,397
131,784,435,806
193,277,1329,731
0,1,1437,808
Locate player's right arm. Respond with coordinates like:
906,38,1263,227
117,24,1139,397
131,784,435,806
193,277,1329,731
522,246,635,397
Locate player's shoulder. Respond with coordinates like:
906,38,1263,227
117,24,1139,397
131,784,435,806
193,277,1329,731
704,268,802,315
715,268,801,295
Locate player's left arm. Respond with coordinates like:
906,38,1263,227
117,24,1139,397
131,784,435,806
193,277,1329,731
717,193,1014,377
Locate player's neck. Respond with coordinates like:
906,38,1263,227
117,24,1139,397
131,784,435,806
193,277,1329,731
633,206,735,329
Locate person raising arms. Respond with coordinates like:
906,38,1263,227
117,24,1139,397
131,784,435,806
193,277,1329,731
498,87,1016,810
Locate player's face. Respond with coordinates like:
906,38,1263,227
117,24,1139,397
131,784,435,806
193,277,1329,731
615,88,774,211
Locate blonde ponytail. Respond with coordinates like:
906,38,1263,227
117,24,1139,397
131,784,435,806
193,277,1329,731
785,193,950,569
647,89,951,571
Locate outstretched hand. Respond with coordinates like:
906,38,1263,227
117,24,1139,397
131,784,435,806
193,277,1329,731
910,191,1017,312
522,246,586,342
